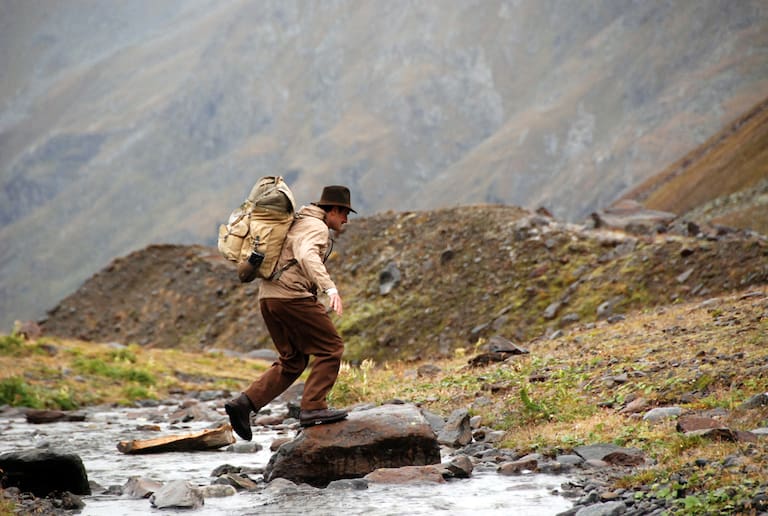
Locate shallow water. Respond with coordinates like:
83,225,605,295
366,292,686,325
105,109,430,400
0,403,574,515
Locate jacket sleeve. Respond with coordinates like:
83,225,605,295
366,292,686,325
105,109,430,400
291,221,337,294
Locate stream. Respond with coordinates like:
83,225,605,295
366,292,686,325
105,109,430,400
0,400,575,515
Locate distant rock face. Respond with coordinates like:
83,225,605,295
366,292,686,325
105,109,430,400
265,404,440,487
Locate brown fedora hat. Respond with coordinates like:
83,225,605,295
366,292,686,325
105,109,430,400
314,185,357,213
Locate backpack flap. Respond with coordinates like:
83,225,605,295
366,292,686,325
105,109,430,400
217,206,251,262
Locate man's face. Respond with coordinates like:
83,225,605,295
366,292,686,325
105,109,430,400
326,206,350,232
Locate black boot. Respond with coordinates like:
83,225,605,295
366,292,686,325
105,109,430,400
225,393,254,441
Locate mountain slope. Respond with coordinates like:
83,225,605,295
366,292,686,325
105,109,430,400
39,206,768,362
618,95,768,236
2,1,768,330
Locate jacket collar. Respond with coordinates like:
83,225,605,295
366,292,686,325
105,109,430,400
298,204,327,223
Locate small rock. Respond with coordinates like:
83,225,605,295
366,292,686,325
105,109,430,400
149,480,204,509
379,262,401,295
497,458,538,475
437,408,473,447
123,476,163,498
440,455,473,478
556,454,584,466
619,397,648,414
216,473,260,491
676,415,722,433
740,392,768,410
228,441,263,453
544,301,561,320
326,478,369,490
642,406,682,422
676,268,694,283
574,500,627,516
200,484,236,498
417,364,442,377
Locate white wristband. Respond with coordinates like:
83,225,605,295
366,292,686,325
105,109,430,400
325,287,338,296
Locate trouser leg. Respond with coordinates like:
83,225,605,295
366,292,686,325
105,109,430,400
243,299,308,409
296,300,344,410
245,297,343,411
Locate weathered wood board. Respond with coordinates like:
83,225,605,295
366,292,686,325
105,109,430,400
117,424,235,454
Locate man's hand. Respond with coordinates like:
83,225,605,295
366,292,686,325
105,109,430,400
328,292,343,316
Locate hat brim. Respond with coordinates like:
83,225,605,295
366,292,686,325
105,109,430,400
313,202,357,214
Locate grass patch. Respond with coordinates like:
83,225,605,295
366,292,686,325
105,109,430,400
0,376,40,408
0,376,78,409
71,357,155,386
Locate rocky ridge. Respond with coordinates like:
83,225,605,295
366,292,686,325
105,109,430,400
40,205,768,362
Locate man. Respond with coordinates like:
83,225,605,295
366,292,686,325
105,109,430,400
225,185,355,440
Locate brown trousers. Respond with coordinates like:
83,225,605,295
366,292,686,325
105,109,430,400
244,297,344,411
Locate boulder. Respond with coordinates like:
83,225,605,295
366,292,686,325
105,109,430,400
0,449,90,496
265,404,440,487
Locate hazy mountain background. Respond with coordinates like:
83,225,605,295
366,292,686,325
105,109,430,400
1,0,768,331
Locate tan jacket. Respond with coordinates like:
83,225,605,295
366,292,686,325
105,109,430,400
258,204,337,300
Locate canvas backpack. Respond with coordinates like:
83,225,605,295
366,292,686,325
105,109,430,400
217,176,297,282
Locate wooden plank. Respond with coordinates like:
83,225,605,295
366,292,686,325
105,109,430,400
117,424,235,454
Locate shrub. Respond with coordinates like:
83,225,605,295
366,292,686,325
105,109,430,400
0,334,24,356
0,377,41,408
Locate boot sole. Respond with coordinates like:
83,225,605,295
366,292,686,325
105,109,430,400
299,413,348,427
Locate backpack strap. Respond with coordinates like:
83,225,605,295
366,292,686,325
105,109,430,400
269,258,297,281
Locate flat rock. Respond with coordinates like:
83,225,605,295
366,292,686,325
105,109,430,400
573,443,644,466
